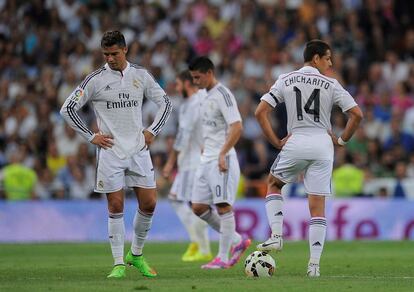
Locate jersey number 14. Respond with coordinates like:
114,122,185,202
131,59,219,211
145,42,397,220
294,86,320,122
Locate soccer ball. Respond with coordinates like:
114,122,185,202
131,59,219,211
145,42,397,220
244,251,276,277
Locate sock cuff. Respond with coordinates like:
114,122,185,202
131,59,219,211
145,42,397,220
219,211,234,219
199,208,211,220
138,209,153,218
310,217,327,226
109,213,124,219
168,195,184,202
265,194,283,202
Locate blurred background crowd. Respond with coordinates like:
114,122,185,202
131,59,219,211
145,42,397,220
0,0,413,201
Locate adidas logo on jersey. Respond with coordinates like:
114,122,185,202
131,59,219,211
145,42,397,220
312,241,321,247
105,85,111,91
133,79,140,88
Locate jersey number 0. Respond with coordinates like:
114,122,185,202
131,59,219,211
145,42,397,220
294,86,320,122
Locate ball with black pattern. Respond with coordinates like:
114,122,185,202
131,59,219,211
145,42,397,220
244,251,276,277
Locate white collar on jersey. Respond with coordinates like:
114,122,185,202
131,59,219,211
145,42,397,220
104,61,131,76
299,66,320,74
207,82,222,93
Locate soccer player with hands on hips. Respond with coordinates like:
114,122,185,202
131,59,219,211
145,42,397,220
60,31,172,279
162,70,212,262
188,57,251,269
255,40,363,277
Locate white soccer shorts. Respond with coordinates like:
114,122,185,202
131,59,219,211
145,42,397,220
95,148,156,193
270,153,333,196
169,169,196,202
192,154,240,205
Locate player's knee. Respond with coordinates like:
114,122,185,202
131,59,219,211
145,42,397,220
309,204,325,217
141,198,157,213
309,208,324,217
107,191,124,213
108,201,124,213
268,175,284,191
308,195,325,217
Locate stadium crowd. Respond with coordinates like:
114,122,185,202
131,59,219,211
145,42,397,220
0,0,414,200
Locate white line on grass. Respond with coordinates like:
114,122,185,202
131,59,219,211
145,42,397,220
326,275,414,280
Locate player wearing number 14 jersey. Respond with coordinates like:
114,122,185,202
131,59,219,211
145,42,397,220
254,40,363,277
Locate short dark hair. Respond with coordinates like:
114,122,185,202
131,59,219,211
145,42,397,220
188,56,215,73
303,40,331,62
101,31,126,48
178,70,195,85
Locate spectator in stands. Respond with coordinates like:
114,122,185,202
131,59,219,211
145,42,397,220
193,25,214,56
46,140,66,176
346,127,368,157
373,92,392,123
35,168,65,200
378,187,390,198
56,124,84,157
66,163,94,200
1,151,37,200
390,81,414,114
403,103,414,136
382,51,410,90
333,154,364,197
180,6,201,44
0,0,413,199
376,150,397,177
393,161,410,198
204,5,227,39
407,153,414,178
394,160,414,198
383,117,414,154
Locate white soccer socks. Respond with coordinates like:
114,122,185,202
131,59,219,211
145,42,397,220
170,199,210,255
193,217,211,255
308,217,327,266
108,213,125,266
170,200,199,243
265,193,284,236
218,211,236,262
199,208,221,232
131,209,153,256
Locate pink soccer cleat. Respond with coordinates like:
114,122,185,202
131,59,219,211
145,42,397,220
228,238,252,267
201,257,229,269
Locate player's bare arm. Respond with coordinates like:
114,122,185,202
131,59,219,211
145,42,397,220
329,105,363,146
162,149,178,178
90,132,114,149
255,101,290,149
219,121,242,172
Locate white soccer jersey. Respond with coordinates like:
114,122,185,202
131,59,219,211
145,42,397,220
261,66,357,160
173,89,206,170
60,62,172,159
261,66,357,134
200,83,242,162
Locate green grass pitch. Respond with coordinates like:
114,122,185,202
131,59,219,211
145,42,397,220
1,241,413,291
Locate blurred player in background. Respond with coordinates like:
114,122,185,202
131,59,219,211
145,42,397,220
162,70,212,262
255,40,363,277
189,57,251,269
60,31,172,279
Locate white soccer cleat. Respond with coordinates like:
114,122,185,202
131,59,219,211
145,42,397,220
307,263,320,277
256,234,283,252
